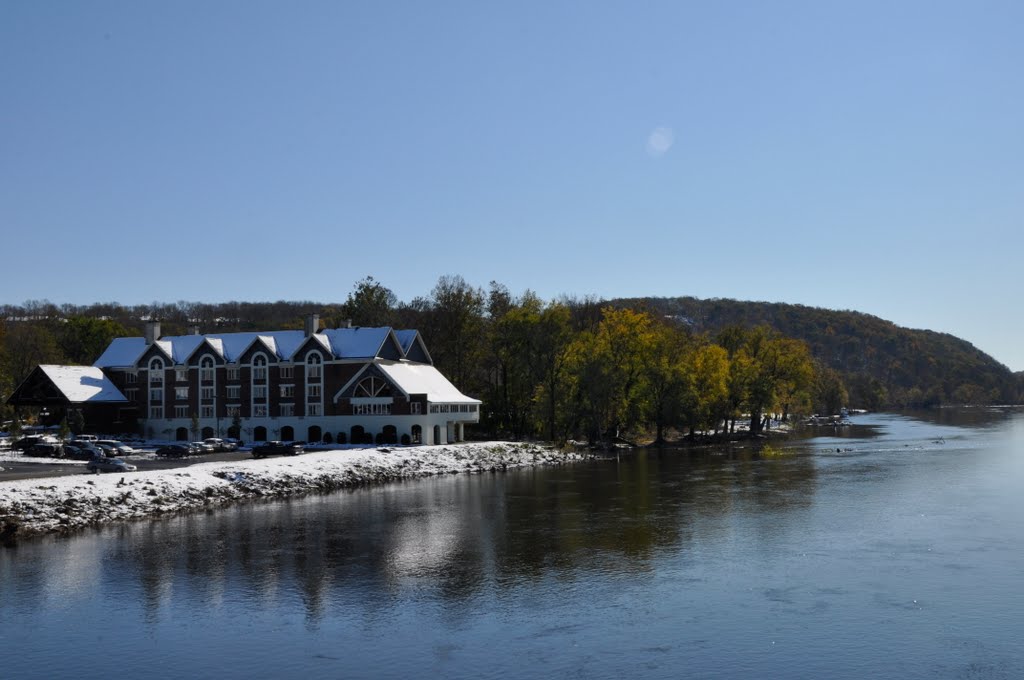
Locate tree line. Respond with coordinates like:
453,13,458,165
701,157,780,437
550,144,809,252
1,277,861,443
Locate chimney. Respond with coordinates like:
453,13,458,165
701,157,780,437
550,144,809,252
188,324,200,336
145,320,161,344
305,313,320,336
343,318,352,328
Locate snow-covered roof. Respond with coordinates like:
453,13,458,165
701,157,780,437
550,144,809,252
93,327,429,366
38,365,128,403
377,362,481,404
93,337,147,368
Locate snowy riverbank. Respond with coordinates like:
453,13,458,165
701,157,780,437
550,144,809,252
0,442,589,541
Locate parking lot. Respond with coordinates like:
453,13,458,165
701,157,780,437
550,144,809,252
0,447,256,482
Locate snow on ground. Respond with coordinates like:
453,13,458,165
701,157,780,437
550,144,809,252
0,443,589,540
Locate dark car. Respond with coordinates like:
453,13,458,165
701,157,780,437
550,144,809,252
63,444,91,460
155,444,191,458
67,443,105,459
14,435,58,451
251,441,304,459
87,457,137,473
25,442,63,458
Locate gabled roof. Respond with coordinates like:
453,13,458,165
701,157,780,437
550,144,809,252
93,326,433,366
8,365,128,405
94,337,148,368
319,327,403,360
376,362,480,404
393,329,433,365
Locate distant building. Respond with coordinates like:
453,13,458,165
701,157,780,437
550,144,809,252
10,315,481,444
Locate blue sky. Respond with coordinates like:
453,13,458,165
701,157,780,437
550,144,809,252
3,1,1022,370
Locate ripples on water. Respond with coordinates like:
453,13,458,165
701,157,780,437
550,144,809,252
2,409,1023,679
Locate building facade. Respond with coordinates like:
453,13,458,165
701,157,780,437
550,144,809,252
92,316,480,445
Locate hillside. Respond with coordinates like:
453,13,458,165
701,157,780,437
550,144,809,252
610,296,1020,408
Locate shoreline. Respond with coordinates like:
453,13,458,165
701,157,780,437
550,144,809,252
0,442,590,543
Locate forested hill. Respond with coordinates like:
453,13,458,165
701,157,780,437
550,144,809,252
610,296,1020,409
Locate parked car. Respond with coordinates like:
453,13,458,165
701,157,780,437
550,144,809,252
189,441,214,454
63,444,92,460
87,457,137,473
25,442,64,458
96,439,135,455
14,435,59,451
71,443,106,459
72,434,98,443
155,444,191,458
251,441,304,459
203,437,238,452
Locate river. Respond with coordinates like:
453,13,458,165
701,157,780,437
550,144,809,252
2,409,1022,679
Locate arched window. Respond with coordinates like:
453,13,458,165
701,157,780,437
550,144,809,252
308,425,322,443
411,425,422,444
281,425,294,441
306,352,323,416
175,427,188,441
149,357,165,419
354,376,391,398
306,352,322,380
200,355,215,382
251,353,268,417
254,426,267,442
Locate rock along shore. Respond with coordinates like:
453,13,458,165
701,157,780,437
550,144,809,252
0,442,590,542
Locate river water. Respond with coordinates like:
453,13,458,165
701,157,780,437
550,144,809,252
2,409,1022,679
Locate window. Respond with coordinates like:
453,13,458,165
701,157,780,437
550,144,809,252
253,405,267,418
306,353,322,380
227,386,240,400
307,403,322,416
226,406,240,418
354,376,390,397
175,368,187,382
280,404,294,417
150,388,164,402
253,385,267,399
201,405,214,418
411,402,421,414
175,387,188,400
280,385,294,398
252,355,268,381
149,358,164,383
125,388,138,401
353,403,391,415
200,356,215,382
150,405,164,419
280,365,293,379
201,386,215,400
125,372,138,384
227,367,239,381
307,384,321,398
174,406,189,418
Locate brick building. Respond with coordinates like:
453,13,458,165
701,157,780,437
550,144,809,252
90,315,480,444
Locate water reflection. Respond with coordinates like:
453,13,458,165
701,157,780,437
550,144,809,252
1,409,1022,680
2,448,821,629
